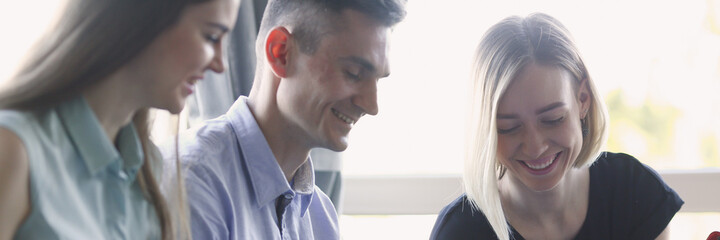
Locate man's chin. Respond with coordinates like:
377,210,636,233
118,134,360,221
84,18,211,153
324,138,349,152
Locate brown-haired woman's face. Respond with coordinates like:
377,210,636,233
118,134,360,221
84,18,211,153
127,0,240,114
495,63,589,192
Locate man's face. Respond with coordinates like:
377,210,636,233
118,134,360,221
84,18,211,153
276,9,390,151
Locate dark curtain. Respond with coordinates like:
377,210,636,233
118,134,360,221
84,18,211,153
185,0,344,213
227,0,267,98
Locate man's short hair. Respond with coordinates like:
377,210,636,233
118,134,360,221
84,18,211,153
257,0,407,55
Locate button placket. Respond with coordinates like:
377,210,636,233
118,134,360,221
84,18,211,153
106,160,129,239
118,171,128,181
276,193,294,238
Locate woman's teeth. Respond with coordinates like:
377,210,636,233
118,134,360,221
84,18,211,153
527,159,553,169
524,153,557,170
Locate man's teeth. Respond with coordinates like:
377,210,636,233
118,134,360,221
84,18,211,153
332,109,354,124
526,156,555,170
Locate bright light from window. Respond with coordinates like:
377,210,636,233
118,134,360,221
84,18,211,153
1,1,716,239
341,0,720,239
343,0,720,176
0,1,66,83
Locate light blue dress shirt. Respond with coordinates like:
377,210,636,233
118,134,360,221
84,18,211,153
161,97,339,240
0,97,160,239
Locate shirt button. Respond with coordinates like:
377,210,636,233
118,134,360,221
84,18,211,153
118,171,128,181
284,194,292,199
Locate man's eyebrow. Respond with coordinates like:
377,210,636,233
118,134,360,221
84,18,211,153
341,56,375,72
205,22,229,33
341,56,391,78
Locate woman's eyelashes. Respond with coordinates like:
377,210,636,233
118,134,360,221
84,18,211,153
542,115,565,125
498,125,520,134
204,34,221,43
497,115,567,134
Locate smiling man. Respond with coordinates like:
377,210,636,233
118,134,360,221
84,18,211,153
163,0,406,239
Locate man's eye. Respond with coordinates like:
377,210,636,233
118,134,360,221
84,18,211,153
345,71,361,81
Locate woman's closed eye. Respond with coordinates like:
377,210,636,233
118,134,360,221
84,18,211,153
542,115,565,125
498,125,520,134
204,33,221,44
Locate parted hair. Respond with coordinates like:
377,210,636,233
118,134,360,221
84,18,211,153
464,13,608,240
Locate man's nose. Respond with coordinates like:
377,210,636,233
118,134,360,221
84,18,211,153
353,79,379,116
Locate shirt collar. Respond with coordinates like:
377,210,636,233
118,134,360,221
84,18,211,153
295,157,315,217
228,97,315,216
57,96,144,178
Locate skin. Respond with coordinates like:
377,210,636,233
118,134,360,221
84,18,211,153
0,128,29,240
87,0,239,141
495,63,669,240
495,63,590,240
0,0,239,238
248,9,390,182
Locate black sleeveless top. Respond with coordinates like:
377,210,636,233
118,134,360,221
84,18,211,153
430,152,684,240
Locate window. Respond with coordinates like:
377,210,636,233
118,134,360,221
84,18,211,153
344,0,720,175
340,1,720,239
1,1,717,239
0,1,66,83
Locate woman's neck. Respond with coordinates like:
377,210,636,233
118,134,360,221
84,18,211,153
82,71,143,143
499,167,590,238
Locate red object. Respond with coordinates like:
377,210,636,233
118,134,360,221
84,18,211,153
707,231,720,240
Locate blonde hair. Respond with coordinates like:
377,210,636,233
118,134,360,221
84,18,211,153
0,0,210,238
464,13,608,240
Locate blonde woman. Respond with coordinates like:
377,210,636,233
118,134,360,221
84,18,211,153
0,0,239,239
431,13,683,240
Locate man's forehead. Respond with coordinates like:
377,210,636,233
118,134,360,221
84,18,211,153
308,9,392,77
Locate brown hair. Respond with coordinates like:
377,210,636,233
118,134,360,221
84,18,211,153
0,0,213,239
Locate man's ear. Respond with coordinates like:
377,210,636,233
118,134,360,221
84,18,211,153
577,78,592,119
265,27,293,78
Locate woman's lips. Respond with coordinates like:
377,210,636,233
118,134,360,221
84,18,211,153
518,152,561,175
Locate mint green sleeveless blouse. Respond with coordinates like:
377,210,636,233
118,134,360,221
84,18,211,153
0,97,160,239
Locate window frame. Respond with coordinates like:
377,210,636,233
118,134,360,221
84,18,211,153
342,170,720,214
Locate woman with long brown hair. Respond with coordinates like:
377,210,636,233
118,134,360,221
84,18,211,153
0,0,239,239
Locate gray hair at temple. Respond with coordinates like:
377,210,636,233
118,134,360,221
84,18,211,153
255,0,406,58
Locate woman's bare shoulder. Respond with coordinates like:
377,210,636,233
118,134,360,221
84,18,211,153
0,127,30,240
